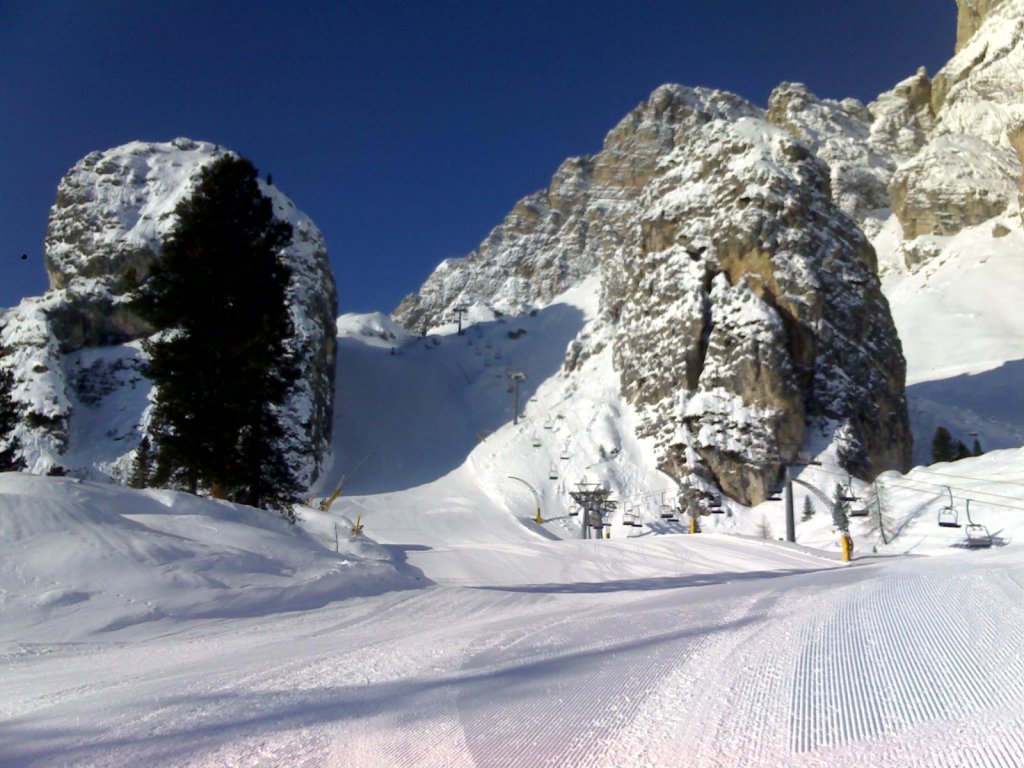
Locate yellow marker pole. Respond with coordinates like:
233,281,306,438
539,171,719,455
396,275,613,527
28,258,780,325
534,507,544,525
841,533,853,562
689,517,698,534
352,515,364,536
321,485,342,511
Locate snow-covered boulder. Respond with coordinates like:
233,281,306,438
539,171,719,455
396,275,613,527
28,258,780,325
2,139,337,485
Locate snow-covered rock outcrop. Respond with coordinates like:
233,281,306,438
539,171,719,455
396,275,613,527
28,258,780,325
1,139,337,484
392,88,761,333
395,85,913,505
605,91,910,504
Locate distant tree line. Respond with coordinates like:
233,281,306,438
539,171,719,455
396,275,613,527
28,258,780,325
930,426,983,464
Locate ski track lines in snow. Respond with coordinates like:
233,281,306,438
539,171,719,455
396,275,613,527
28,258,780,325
788,564,1024,767
5,553,1024,766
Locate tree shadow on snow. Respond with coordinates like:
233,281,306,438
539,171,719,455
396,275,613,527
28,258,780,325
0,608,765,767
470,565,839,595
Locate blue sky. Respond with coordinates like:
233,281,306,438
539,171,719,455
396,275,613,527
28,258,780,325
1,1,957,314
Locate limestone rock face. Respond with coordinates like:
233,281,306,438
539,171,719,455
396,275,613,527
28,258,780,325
868,69,936,166
767,82,893,225
932,0,1024,138
889,133,1020,238
1010,119,1024,221
5,139,338,484
398,86,912,506
606,95,910,504
392,86,760,333
956,0,1005,52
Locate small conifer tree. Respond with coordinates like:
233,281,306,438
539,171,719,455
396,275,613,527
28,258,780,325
972,437,984,457
800,495,815,522
128,436,153,489
831,483,851,533
0,364,26,472
862,480,895,545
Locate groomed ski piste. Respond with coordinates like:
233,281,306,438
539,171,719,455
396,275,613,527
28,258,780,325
3,278,1024,767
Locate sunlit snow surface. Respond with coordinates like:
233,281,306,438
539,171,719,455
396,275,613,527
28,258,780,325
4,272,1024,766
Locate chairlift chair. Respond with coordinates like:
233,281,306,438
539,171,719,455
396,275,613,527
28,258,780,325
532,434,542,448
963,499,992,548
840,476,859,503
549,463,558,480
850,507,869,518
937,486,961,528
708,494,724,514
568,504,579,517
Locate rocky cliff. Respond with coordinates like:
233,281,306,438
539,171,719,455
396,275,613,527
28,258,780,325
604,89,909,504
1,139,337,484
392,1,1024,506
394,83,914,505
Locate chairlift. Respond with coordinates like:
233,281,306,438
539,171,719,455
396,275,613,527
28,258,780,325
850,506,869,518
659,504,677,521
543,417,555,430
840,475,859,503
707,494,724,514
963,500,992,549
568,504,579,517
532,434,542,448
549,463,558,480
937,486,961,528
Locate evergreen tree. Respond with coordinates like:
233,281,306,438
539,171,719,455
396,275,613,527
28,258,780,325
972,437,984,457
956,440,971,460
755,514,773,540
133,154,300,513
931,426,956,463
128,436,153,489
831,483,851,533
800,495,815,522
862,480,895,545
0,364,26,472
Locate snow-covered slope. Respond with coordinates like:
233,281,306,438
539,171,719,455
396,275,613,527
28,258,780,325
4,284,1024,765
0,473,406,644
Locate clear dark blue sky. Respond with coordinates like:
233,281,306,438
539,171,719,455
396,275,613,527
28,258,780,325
1,1,956,314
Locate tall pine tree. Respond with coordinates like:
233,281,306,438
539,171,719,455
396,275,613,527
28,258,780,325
931,426,956,463
0,363,26,472
831,483,851,533
133,155,300,512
